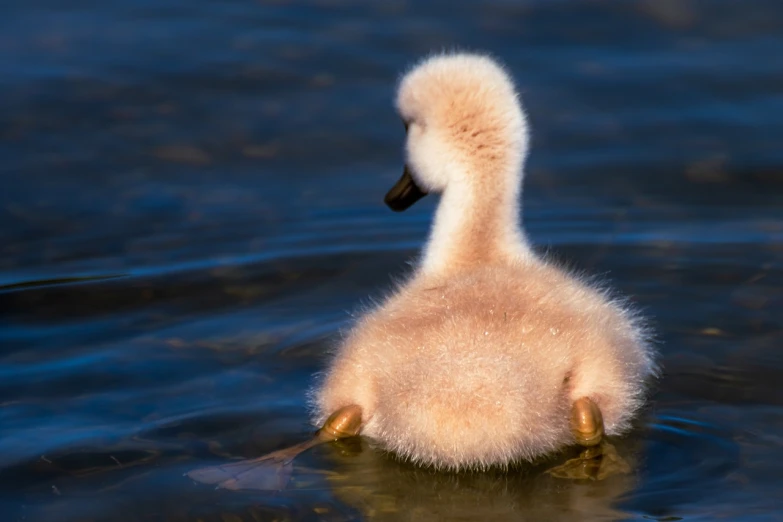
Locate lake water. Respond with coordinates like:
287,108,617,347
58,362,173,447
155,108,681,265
1,0,782,520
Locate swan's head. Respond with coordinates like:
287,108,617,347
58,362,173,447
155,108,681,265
385,53,529,211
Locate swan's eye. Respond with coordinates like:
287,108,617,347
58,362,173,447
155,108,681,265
403,120,410,133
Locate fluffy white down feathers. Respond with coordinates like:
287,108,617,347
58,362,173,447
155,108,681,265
312,53,657,470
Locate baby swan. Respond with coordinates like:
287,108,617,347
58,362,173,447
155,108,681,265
188,53,657,489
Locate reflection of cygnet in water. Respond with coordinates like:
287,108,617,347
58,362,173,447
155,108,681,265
187,52,657,490
323,437,641,522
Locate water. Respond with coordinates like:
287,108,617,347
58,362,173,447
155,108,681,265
1,0,782,520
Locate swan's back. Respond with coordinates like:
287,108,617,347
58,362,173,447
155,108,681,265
333,261,653,469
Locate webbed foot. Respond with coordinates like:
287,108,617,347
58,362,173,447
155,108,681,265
547,440,631,480
186,405,363,491
547,397,630,480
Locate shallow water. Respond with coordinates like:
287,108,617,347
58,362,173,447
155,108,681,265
1,0,782,520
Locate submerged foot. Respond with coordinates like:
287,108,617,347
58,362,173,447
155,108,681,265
186,405,363,491
547,396,630,480
546,440,631,480
186,438,319,490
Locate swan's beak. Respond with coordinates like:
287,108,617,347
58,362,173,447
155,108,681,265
384,166,428,212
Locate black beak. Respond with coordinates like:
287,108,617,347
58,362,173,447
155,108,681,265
384,165,428,212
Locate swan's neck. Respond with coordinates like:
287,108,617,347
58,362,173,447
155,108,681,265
418,167,531,276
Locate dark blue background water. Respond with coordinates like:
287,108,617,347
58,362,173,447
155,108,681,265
1,1,782,520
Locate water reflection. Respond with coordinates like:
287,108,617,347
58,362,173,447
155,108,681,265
319,440,638,522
